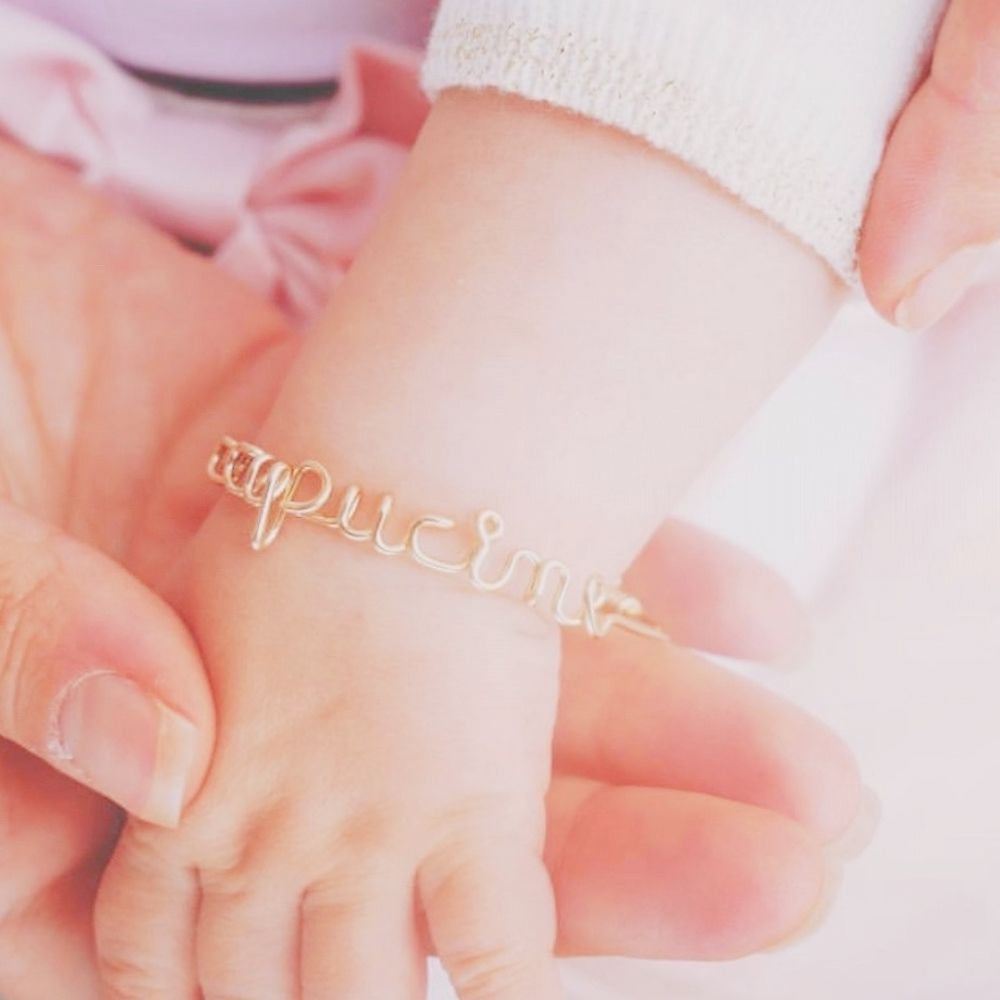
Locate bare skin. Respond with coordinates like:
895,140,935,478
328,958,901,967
0,136,859,1000
88,92,854,1000
861,0,1000,327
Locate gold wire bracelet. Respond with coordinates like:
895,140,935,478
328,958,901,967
208,437,667,642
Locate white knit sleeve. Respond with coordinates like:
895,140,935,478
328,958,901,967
422,0,947,279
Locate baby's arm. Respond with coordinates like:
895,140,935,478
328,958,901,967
271,90,842,570
94,90,841,1000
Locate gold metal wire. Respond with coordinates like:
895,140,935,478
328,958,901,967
208,436,667,642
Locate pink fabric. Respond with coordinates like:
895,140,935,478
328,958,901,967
0,3,430,323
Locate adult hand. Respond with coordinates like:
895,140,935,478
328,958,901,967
860,0,1000,329
0,139,295,823
0,141,858,997
0,137,295,997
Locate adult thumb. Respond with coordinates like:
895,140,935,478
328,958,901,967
860,0,1000,329
0,501,214,827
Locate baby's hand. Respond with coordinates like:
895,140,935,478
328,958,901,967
90,80,849,999
94,450,565,1000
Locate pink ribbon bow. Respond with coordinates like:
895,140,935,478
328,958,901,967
0,4,429,324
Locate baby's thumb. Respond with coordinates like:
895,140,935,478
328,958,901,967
860,0,1000,329
0,501,214,826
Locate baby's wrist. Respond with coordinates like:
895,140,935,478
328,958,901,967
189,480,563,700
256,390,647,582
253,92,839,586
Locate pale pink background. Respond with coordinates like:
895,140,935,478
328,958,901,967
430,282,1000,997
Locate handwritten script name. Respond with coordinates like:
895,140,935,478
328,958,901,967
209,437,665,641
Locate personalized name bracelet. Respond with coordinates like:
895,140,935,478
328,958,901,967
208,436,668,642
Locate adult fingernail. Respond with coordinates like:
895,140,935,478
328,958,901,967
827,784,882,863
766,855,843,953
50,671,197,827
894,244,990,331
766,787,881,953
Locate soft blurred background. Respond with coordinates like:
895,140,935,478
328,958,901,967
431,276,1000,998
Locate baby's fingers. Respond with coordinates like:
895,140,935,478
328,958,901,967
420,838,562,1000
94,823,199,1000
300,875,425,999
196,869,300,1000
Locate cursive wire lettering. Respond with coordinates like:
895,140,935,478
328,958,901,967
208,437,666,641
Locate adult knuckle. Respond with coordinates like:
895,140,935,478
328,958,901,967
0,551,57,658
0,545,61,731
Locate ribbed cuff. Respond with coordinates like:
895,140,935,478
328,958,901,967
423,0,946,280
